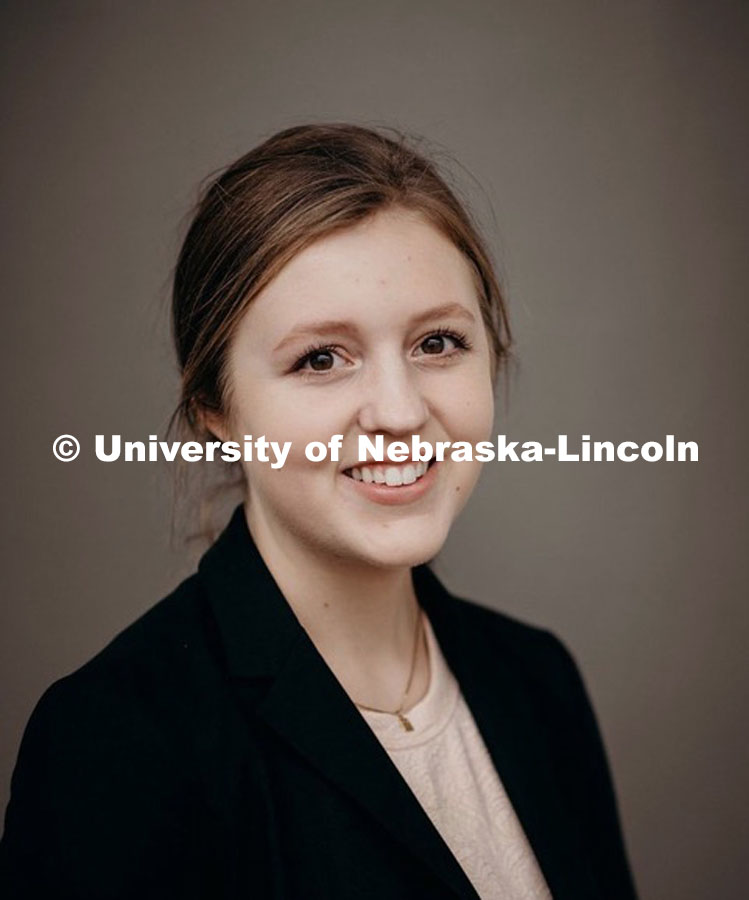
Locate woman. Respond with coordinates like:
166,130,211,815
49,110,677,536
0,123,638,899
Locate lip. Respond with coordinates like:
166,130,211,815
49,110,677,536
340,459,439,506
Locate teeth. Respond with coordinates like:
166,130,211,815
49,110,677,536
385,467,401,486
348,460,430,485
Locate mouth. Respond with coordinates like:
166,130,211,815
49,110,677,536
342,458,437,487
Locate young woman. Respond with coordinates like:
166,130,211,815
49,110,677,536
0,123,638,899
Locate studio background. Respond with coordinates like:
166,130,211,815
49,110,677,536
1,2,747,898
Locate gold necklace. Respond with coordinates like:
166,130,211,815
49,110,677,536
354,606,424,732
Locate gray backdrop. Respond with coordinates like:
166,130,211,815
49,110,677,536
2,2,747,897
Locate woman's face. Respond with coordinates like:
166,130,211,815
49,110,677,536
211,207,495,569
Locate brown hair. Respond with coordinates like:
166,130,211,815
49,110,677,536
168,122,511,541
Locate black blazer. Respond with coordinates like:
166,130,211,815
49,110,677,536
0,505,638,899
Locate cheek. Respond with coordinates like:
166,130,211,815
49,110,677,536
450,460,485,518
231,381,342,447
445,375,495,438
236,400,344,491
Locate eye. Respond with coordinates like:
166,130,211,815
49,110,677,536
292,344,347,374
415,328,471,357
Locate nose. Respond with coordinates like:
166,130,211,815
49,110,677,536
356,356,430,437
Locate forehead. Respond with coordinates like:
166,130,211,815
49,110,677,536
237,208,481,340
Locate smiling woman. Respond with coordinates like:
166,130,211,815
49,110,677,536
0,124,638,900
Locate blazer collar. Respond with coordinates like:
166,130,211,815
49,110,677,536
198,504,598,900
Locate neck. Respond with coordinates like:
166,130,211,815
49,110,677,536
244,502,430,710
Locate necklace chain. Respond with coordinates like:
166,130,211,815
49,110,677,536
354,606,424,732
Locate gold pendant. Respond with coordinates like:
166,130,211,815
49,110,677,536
397,713,414,732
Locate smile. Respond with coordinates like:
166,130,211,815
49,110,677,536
342,459,436,486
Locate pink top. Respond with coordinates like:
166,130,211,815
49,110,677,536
358,613,553,900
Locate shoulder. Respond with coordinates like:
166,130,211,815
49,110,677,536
19,572,215,764
436,584,592,710
0,575,220,894
441,586,624,792
442,584,580,665
3,575,219,845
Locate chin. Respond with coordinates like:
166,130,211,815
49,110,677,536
354,523,450,570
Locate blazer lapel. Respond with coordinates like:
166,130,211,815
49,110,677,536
254,624,482,899
415,565,599,899
199,505,481,900
199,505,597,900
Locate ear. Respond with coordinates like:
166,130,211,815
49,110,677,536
198,406,231,443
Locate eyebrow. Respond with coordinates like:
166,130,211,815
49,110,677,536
272,302,476,353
